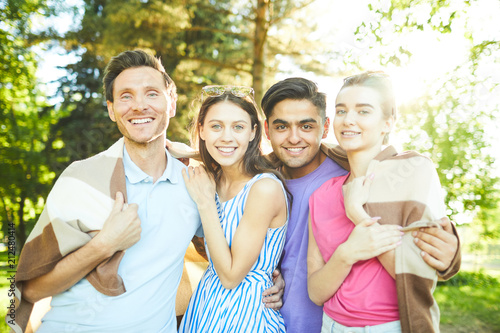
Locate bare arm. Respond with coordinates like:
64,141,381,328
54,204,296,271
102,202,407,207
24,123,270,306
183,167,286,289
23,192,142,303
307,215,402,305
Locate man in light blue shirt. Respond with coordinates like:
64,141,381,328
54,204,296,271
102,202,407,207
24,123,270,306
20,50,202,332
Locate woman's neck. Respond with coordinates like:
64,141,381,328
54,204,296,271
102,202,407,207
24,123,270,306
346,145,384,180
219,162,251,184
217,163,252,200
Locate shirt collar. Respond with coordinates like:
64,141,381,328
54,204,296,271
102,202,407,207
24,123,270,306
123,146,179,184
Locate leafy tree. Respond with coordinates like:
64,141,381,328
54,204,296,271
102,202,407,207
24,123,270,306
397,73,499,234
359,0,500,239
0,0,60,248
47,0,328,171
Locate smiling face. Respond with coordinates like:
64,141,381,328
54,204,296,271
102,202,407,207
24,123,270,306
200,101,256,171
106,66,176,146
334,85,393,155
265,99,329,179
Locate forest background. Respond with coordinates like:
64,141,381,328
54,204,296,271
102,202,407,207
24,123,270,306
1,0,499,331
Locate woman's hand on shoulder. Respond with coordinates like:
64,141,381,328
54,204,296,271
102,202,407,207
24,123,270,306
182,166,216,208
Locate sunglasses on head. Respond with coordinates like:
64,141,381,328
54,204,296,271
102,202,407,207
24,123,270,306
201,85,254,101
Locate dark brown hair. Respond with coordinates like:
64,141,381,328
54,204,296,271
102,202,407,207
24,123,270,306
261,77,327,122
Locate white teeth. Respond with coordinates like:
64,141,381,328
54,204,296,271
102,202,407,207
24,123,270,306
286,147,304,152
342,131,359,136
218,147,235,153
131,118,153,124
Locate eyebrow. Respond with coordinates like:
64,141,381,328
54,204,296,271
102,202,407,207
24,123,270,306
207,119,249,124
335,103,375,108
116,86,162,94
271,118,318,125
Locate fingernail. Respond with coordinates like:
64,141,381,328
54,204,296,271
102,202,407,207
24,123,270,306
412,231,417,237
414,238,418,243
371,216,381,221
369,173,375,180
420,251,425,257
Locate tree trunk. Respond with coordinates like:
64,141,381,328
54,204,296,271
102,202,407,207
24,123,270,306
253,0,269,112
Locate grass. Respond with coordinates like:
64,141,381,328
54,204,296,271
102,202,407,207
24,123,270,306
437,271,500,333
1,253,499,333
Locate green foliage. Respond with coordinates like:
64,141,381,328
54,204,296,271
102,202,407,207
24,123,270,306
357,1,500,69
397,70,500,238
357,0,500,241
0,0,63,247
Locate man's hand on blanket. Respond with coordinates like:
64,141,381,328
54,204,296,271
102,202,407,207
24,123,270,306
261,269,284,310
412,217,458,272
95,191,142,256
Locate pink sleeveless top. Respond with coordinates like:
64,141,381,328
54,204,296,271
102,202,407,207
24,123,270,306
309,174,399,326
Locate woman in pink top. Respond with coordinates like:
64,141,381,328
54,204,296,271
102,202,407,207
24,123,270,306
307,72,460,333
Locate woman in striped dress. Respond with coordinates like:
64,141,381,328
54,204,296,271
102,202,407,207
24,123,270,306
179,86,289,333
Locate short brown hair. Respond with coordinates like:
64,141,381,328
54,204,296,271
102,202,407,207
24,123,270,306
102,49,177,103
261,78,327,122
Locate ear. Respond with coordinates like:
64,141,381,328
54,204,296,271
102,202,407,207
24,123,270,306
264,120,270,140
168,97,177,117
322,117,330,139
199,123,205,141
382,115,394,136
250,124,257,142
107,101,116,122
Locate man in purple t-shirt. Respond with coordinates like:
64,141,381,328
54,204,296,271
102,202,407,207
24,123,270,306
260,78,460,333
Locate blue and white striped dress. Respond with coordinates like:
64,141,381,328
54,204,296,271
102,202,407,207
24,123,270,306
179,173,288,333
